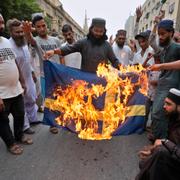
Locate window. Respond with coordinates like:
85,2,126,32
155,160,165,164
156,2,160,10
145,12,150,19
169,2,175,14
150,21,153,27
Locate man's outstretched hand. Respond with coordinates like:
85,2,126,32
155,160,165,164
43,50,54,60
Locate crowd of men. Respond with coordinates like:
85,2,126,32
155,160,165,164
0,5,180,179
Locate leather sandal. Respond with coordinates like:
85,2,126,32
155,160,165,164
20,136,33,145
49,126,58,134
8,144,23,155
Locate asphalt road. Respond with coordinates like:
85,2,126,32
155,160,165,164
0,113,148,180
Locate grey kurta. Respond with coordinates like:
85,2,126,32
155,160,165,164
152,42,180,139
60,37,120,73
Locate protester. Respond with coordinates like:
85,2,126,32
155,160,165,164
22,15,63,134
7,18,39,134
44,18,120,73
0,14,32,155
133,30,154,66
151,20,180,140
111,29,133,66
136,88,180,180
61,24,82,69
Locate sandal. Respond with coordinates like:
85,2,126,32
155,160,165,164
19,136,33,145
49,126,58,134
8,144,23,155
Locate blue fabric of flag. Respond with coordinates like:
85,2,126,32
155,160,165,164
43,61,146,135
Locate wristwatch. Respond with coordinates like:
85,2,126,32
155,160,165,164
161,139,169,145
54,48,60,55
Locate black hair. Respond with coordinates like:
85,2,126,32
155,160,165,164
166,28,175,37
6,18,21,32
32,15,44,26
62,24,73,33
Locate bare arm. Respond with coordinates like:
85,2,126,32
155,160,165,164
150,60,180,71
134,6,142,36
15,59,26,94
44,40,83,59
142,53,154,67
149,11,165,53
109,35,116,46
22,21,36,46
0,98,5,112
60,56,65,65
44,48,62,60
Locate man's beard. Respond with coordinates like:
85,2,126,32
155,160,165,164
13,36,26,47
117,42,124,48
87,32,107,46
165,109,179,121
159,36,171,47
67,38,73,44
0,28,5,36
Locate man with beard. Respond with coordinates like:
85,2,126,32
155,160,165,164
7,18,39,134
0,14,32,155
150,20,180,140
44,18,120,73
61,24,81,69
111,30,133,66
23,15,63,134
136,88,180,180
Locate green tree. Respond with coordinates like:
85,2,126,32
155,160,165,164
161,0,167,4
0,0,42,22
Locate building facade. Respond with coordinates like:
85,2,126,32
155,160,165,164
36,0,86,41
125,15,136,40
138,0,180,33
125,0,180,39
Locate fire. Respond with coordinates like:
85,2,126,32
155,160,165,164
47,63,148,140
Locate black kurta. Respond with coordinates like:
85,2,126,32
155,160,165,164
136,116,180,180
60,37,120,73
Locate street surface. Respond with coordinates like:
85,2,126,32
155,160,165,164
0,113,148,180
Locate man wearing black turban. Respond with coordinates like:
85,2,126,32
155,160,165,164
44,18,120,73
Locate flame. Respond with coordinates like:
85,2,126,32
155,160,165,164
47,63,148,140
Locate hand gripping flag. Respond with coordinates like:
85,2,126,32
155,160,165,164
43,61,147,139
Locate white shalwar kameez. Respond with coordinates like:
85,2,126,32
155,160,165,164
9,38,38,130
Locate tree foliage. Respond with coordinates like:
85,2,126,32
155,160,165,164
0,0,42,22
161,0,167,4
